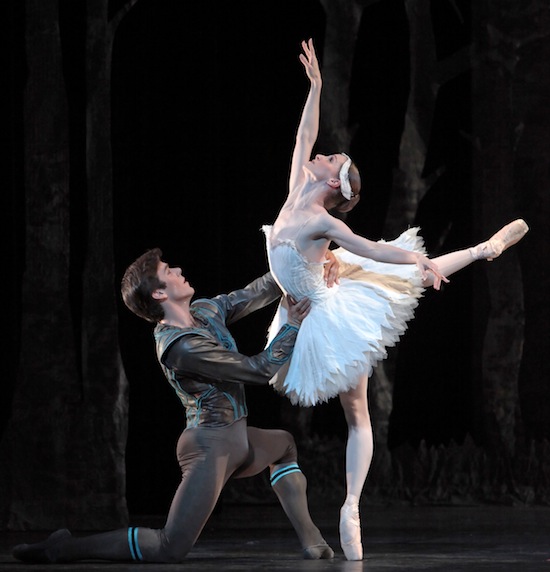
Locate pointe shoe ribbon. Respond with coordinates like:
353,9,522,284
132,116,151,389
339,503,363,561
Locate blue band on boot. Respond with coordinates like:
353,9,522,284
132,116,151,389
128,527,143,561
270,462,301,486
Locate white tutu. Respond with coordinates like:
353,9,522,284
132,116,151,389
264,225,426,407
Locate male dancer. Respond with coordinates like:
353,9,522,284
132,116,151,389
13,247,337,563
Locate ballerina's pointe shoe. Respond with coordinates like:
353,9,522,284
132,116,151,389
339,503,363,561
303,541,335,560
470,218,529,261
12,529,72,563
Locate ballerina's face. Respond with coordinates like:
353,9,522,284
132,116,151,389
304,153,348,182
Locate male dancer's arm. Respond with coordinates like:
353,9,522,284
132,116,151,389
162,327,299,386
202,272,282,326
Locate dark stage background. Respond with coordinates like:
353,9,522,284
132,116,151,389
2,0,549,527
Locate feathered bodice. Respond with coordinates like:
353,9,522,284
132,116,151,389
263,225,336,305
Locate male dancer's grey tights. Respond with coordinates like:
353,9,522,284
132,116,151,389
13,419,326,563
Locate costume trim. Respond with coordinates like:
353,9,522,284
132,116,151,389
193,304,236,350
339,153,353,200
127,527,143,561
270,462,301,486
221,389,241,421
267,324,299,364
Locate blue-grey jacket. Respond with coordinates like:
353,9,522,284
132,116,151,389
154,273,298,428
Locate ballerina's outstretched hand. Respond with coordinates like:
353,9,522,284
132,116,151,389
299,38,321,85
415,254,449,291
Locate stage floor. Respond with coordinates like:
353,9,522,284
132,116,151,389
1,504,549,571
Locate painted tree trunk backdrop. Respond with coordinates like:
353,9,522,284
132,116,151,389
0,0,76,530
379,0,550,503
472,0,550,499
0,0,139,530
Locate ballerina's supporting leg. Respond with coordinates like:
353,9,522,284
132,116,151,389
337,375,373,561
422,218,529,288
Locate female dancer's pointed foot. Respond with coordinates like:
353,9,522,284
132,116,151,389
471,219,529,261
339,503,363,561
12,529,71,563
303,541,335,560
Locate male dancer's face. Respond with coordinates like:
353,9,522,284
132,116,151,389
156,261,195,303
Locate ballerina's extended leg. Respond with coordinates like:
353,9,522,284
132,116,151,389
422,218,529,287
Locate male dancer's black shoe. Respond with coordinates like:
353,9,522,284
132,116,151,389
12,528,72,563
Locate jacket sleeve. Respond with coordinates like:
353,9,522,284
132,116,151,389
162,323,298,386
207,272,282,326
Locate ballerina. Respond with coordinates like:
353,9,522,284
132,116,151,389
262,38,529,560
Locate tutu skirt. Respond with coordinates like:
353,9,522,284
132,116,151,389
265,227,426,406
